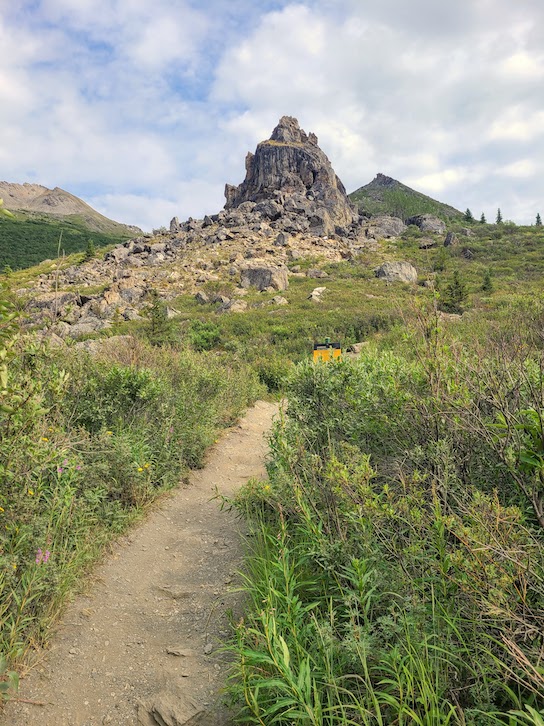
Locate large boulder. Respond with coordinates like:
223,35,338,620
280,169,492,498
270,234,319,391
375,261,418,283
366,215,406,239
406,214,446,234
224,116,356,235
240,265,289,291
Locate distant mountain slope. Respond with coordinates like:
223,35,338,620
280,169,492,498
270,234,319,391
0,182,141,236
0,182,141,271
349,173,463,220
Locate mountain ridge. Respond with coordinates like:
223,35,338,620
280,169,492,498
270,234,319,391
349,173,462,220
0,181,141,236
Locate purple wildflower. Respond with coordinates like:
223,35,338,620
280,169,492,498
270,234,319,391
36,548,43,564
44,550,50,563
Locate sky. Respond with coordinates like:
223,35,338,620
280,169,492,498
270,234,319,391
1,0,543,231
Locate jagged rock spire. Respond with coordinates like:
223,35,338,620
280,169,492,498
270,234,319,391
224,116,356,234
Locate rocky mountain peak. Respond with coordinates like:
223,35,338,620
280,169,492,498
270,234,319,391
374,173,397,187
224,116,356,235
269,115,317,145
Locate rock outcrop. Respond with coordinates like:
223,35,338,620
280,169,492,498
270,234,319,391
224,116,356,236
375,261,418,283
406,214,446,234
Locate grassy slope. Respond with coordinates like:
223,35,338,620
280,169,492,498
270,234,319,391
349,174,463,220
0,211,133,271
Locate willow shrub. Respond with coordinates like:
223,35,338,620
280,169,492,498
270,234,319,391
0,315,263,674
230,351,544,724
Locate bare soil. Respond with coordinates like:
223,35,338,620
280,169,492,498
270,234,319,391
1,400,277,726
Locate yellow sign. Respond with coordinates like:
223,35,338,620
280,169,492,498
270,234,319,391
313,340,342,362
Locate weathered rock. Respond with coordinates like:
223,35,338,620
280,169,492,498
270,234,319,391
462,247,474,259
375,261,418,283
170,217,180,233
460,227,475,237
218,299,248,314
308,286,327,302
270,295,288,306
419,238,437,249
138,687,206,726
194,291,210,305
444,231,458,247
365,215,406,239
406,214,446,234
66,318,111,338
274,232,289,247
224,116,355,234
240,265,289,291
306,269,328,279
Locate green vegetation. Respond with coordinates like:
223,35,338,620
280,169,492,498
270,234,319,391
228,307,544,724
349,176,462,221
0,290,263,688
2,206,544,718
0,211,132,271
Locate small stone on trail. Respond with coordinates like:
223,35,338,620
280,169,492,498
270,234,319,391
203,643,213,655
166,647,197,657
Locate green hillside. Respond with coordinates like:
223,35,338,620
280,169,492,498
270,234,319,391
0,210,133,271
349,172,463,220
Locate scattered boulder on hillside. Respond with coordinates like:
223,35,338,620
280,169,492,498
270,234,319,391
406,214,446,234
419,238,437,249
224,116,357,236
375,261,418,283
444,231,458,247
365,215,406,239
240,265,289,291
308,286,327,302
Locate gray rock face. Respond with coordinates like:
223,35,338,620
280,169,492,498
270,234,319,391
224,116,355,235
444,231,458,247
375,261,418,283
406,214,446,234
240,265,289,291
365,215,406,239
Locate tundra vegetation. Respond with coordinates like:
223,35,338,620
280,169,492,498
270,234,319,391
1,210,543,723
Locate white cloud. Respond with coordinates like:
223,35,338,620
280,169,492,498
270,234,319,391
1,0,543,228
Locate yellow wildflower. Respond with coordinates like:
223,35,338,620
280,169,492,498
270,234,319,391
12,563,16,570
106,431,113,436
144,463,150,469
28,489,35,496
0,506,4,512
41,437,49,442
137,467,144,472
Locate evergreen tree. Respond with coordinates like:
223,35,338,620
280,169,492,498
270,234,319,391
439,270,468,314
145,289,175,346
480,212,486,224
84,239,96,261
481,268,493,293
496,208,503,224
536,213,542,227
464,208,474,222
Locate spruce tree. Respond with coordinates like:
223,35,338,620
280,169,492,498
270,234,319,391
145,289,175,346
440,270,468,314
464,208,474,222
480,212,486,224
496,208,503,224
481,268,493,293
536,213,542,227
84,239,96,261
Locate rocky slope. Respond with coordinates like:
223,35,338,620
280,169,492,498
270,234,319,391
15,118,451,340
0,181,141,236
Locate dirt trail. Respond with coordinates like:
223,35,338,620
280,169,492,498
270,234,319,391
2,400,277,726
